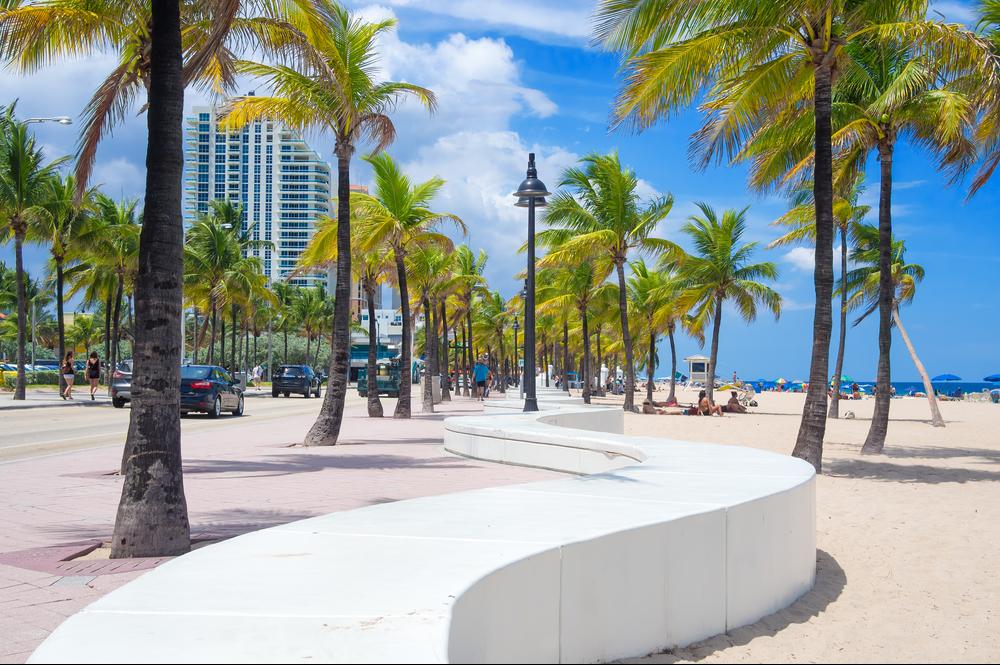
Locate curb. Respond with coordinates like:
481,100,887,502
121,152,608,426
0,399,111,411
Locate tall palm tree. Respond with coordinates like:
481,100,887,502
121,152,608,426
748,39,976,450
844,224,943,437
223,6,435,444
769,176,869,418
595,0,979,469
32,174,96,393
627,260,683,405
111,0,189,559
674,204,781,404
298,204,392,416
0,0,330,197
354,153,463,418
292,285,333,369
0,108,67,399
539,152,673,411
451,246,488,397
406,245,456,412
69,195,140,382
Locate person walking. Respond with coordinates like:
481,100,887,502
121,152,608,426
252,363,263,391
86,351,101,400
472,356,490,401
61,351,76,400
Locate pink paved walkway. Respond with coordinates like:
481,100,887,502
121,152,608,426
0,398,559,663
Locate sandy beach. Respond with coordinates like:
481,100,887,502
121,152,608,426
582,386,1000,663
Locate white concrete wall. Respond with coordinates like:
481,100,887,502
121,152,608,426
30,397,815,664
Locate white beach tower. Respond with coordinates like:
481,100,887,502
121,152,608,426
684,354,711,385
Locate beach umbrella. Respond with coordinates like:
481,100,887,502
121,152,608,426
931,373,962,381
775,378,787,384
831,374,853,384
985,374,1000,382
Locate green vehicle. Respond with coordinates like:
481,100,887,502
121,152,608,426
358,358,401,398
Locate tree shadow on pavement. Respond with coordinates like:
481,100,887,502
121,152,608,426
823,458,1000,484
182,453,477,478
625,549,845,663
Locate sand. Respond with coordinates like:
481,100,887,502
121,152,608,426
592,386,1000,664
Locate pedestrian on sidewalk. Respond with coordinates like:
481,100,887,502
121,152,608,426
473,356,490,401
61,351,75,400
252,363,263,391
86,351,101,400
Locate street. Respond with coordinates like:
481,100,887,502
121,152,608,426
0,394,325,463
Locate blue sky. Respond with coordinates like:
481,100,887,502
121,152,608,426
2,0,998,382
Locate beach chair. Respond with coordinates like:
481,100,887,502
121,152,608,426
738,382,756,408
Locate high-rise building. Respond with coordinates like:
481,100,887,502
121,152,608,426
183,98,332,287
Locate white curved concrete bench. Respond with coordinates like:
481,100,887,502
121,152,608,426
30,397,815,664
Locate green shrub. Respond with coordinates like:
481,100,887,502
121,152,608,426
1,370,86,390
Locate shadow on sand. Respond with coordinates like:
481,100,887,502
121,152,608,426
625,549,845,663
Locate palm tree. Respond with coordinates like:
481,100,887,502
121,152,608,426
844,224,943,437
110,0,189,559
68,312,100,353
406,246,456,413
32,174,96,394
627,260,683,405
595,0,979,469
292,285,333,369
272,281,298,364
675,204,781,404
748,39,976,451
0,108,67,399
355,153,463,418
451,246,488,397
223,6,435,444
0,0,330,197
539,152,673,411
769,176,869,418
69,195,140,382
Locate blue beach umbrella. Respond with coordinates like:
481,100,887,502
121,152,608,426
985,374,1000,382
931,373,962,381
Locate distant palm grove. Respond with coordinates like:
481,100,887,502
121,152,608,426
2,0,1000,557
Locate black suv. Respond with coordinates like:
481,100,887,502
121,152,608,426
272,364,322,398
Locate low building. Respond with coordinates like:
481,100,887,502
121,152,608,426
684,354,711,385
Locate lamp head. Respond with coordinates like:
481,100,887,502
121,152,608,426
513,152,550,201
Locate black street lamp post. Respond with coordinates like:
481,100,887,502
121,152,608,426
514,153,549,412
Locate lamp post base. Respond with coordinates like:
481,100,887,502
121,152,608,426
523,396,538,412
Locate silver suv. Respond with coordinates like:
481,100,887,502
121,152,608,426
110,360,133,408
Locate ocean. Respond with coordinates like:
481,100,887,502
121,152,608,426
883,381,997,396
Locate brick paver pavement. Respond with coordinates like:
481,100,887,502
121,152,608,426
0,396,559,663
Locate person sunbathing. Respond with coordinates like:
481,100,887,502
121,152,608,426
698,390,724,416
722,390,748,414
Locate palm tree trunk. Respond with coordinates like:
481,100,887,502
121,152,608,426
461,321,470,397
12,227,27,400
56,261,66,395
112,0,190,558
668,324,677,404
707,295,722,404
862,140,896,453
562,319,571,393
596,325,604,396
394,250,412,418
615,261,636,411
104,291,113,386
283,325,288,364
220,317,226,368
466,307,474,397
305,145,352,445
440,300,451,402
893,307,944,427
793,57,836,473
208,299,217,364
230,303,237,370
111,275,124,386
365,278,383,417
829,225,849,419
422,296,435,413
645,331,656,403
305,334,310,368
581,307,591,404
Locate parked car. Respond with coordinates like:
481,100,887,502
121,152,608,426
181,365,244,417
110,360,134,408
272,364,322,398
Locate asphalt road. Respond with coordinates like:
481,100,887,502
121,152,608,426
0,393,327,463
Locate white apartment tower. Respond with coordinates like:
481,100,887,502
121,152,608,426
183,98,332,287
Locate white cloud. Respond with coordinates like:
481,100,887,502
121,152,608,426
91,158,145,199
783,247,816,271
361,0,594,40
403,130,578,289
